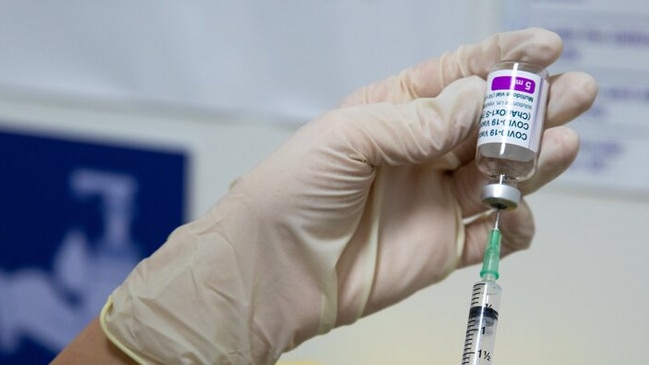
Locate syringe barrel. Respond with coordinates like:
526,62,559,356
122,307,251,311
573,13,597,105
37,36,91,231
461,279,502,365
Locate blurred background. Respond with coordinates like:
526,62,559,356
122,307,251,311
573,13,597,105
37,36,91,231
0,0,647,363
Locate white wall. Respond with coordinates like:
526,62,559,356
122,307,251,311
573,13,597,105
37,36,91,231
0,95,295,219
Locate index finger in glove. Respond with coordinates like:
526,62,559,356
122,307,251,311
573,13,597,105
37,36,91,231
341,27,562,106
323,76,485,169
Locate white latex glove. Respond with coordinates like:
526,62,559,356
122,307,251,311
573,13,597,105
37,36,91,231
100,27,597,365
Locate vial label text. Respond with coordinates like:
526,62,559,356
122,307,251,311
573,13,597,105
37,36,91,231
477,69,546,151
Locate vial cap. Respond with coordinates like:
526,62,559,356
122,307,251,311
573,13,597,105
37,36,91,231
481,183,521,210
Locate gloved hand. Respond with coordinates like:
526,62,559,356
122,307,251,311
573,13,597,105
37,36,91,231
100,27,597,365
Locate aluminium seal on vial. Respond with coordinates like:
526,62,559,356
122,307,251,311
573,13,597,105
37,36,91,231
481,183,521,210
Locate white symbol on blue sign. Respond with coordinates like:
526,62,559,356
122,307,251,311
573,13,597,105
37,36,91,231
0,169,140,353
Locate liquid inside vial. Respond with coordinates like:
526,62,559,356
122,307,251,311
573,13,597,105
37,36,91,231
477,143,536,179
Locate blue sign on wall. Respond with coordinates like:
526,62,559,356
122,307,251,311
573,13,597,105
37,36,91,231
0,128,187,363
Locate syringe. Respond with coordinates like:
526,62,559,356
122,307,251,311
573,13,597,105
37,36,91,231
460,210,503,365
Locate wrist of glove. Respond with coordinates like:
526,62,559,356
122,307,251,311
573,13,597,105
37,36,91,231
100,27,597,365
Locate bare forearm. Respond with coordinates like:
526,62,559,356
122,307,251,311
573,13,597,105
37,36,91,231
51,317,137,365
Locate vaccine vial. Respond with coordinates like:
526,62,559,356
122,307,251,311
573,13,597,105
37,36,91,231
476,61,549,210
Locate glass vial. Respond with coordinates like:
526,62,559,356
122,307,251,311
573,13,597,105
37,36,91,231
476,61,549,210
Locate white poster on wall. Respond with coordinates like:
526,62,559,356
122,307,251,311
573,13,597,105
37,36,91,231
0,1,478,121
503,0,649,196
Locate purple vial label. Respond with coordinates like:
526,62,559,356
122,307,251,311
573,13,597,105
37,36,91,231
491,76,536,94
